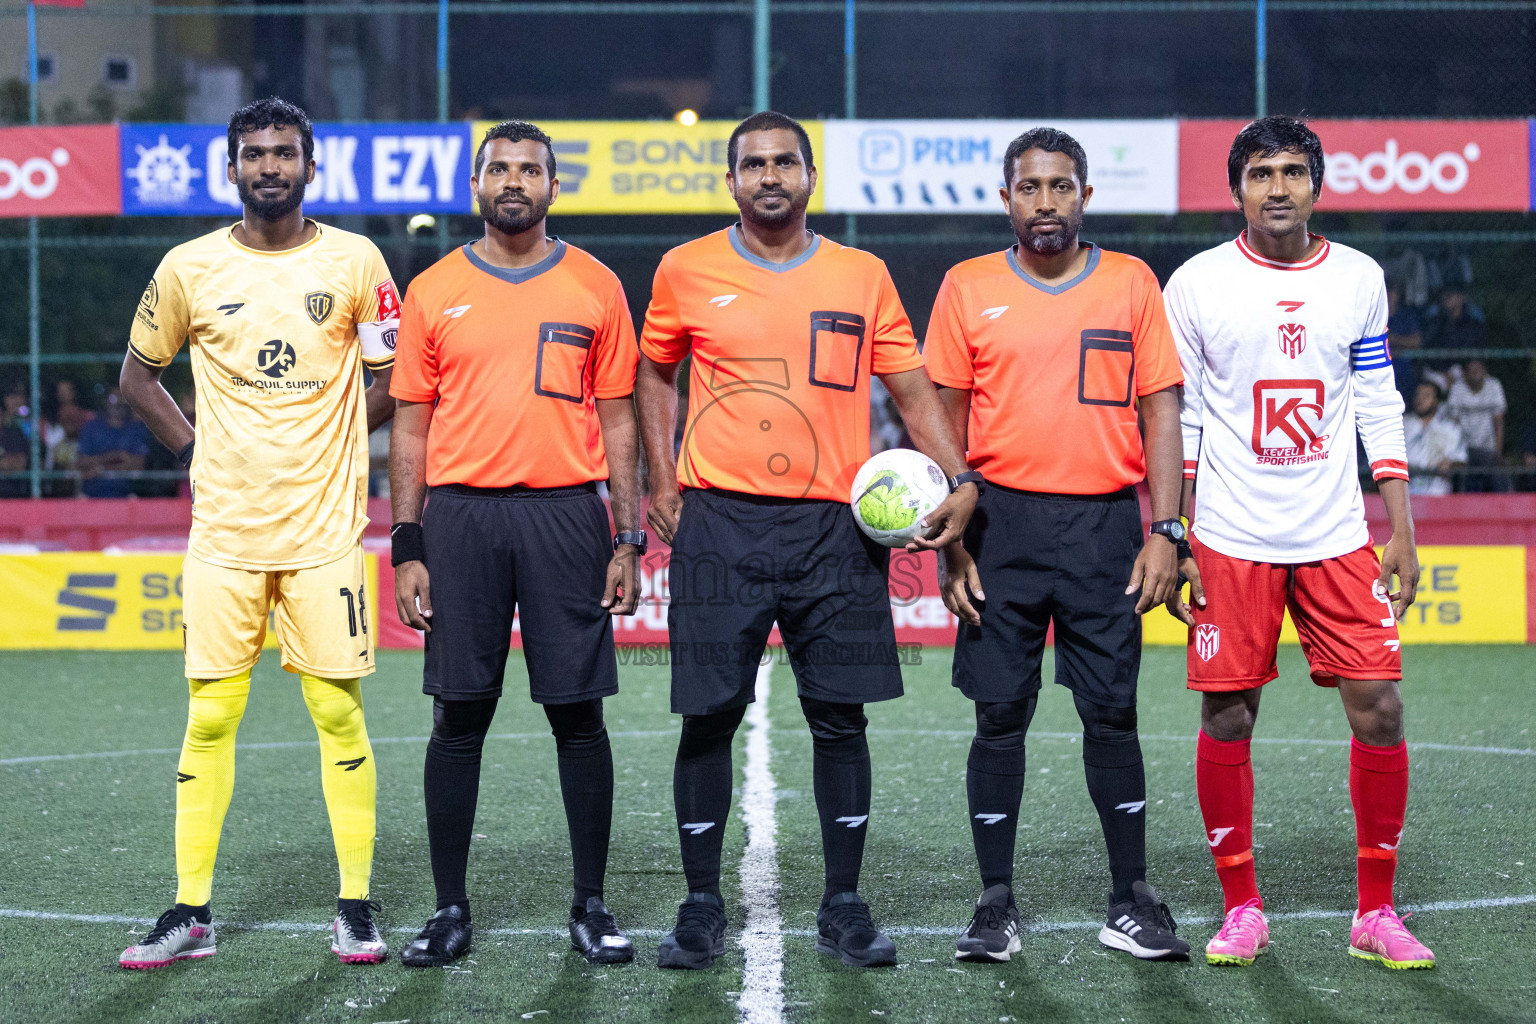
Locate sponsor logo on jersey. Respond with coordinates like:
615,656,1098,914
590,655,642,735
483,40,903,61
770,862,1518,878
256,339,299,379
1195,623,1220,662
1251,379,1330,466
135,280,159,331
708,293,738,307
305,291,335,325
217,302,243,316
374,280,402,321
1278,323,1307,359
1277,300,1305,313
980,305,1008,320
443,304,472,319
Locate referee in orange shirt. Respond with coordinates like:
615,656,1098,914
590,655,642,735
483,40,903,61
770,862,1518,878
924,128,1190,963
388,121,642,967
637,112,979,970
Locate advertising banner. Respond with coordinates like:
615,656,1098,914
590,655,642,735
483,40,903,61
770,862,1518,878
821,119,1179,214
471,120,826,215
0,553,378,651
120,123,472,216
0,124,121,218
1142,545,1528,646
1178,119,1531,212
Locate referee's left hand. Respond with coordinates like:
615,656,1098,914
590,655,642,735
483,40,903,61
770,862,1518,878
905,485,978,553
602,546,641,616
1127,536,1181,615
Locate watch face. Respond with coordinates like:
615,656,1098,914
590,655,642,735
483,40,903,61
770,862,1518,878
1171,521,1186,541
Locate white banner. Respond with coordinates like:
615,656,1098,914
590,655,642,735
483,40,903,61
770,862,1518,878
822,119,1180,215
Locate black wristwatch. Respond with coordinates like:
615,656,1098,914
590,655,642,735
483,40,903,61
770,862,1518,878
614,530,648,555
948,470,985,494
1149,518,1187,544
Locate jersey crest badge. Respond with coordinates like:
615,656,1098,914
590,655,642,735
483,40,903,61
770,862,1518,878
1278,323,1307,359
305,291,335,325
1195,623,1220,662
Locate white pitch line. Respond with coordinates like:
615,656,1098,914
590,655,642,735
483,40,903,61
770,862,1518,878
6,894,1533,941
736,657,783,1024
0,730,675,767
870,729,1536,757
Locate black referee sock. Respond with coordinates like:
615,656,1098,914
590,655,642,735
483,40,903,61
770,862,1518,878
967,697,1035,891
803,698,871,903
423,696,497,912
673,707,746,898
545,699,614,909
1076,694,1147,905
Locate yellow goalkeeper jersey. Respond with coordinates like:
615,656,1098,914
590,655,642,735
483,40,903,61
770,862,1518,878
129,220,402,572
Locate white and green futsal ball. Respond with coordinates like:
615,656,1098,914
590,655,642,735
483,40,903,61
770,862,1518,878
850,448,950,548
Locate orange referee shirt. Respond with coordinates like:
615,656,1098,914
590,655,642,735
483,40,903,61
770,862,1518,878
391,240,638,488
924,244,1183,495
641,226,923,502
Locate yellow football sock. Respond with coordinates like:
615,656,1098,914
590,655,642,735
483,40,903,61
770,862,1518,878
301,674,376,900
175,670,251,906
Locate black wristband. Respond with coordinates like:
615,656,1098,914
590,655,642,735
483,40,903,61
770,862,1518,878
175,440,194,470
391,522,426,566
1176,538,1193,561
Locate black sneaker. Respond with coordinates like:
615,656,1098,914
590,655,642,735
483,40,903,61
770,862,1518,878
816,892,897,968
1099,881,1191,961
955,883,1022,963
657,892,727,970
400,905,473,967
569,897,634,965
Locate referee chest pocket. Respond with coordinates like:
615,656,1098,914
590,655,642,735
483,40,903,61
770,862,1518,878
809,311,866,392
1077,329,1135,407
535,322,596,403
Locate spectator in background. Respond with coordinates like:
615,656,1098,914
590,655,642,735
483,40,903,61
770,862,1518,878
1386,280,1422,401
1446,359,1508,493
1403,381,1466,497
1422,282,1487,353
0,383,29,498
53,378,94,439
77,388,150,498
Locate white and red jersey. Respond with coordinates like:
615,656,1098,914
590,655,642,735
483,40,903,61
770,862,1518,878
1165,233,1409,564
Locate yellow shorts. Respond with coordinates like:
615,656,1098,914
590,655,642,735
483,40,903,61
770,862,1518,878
182,545,376,679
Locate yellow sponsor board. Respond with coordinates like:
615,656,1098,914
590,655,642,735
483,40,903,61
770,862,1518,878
0,553,379,651
470,120,826,215
1142,545,1527,646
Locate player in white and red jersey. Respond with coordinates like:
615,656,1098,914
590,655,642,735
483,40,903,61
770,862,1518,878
1163,116,1434,971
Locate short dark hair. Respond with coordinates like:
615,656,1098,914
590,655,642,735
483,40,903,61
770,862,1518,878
1227,115,1324,195
227,97,313,166
474,120,556,177
727,111,814,172
1002,127,1088,189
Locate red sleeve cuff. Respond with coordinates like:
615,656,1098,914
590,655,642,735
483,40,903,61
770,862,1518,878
1371,459,1409,482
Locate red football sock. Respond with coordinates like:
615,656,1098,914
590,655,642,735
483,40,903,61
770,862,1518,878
1196,730,1261,912
1349,737,1409,916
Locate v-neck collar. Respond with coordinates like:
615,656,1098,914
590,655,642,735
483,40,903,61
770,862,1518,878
1005,242,1101,295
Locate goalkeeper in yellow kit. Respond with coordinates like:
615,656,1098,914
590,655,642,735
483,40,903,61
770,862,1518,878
117,98,400,968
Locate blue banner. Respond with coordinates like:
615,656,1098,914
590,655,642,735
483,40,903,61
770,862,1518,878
120,123,473,216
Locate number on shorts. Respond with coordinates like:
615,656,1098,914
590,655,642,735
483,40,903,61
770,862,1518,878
339,587,358,638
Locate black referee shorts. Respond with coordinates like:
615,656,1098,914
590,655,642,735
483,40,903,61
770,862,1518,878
421,483,618,705
952,484,1144,708
668,487,903,716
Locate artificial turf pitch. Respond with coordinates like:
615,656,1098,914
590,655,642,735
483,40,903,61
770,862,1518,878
2,645,1532,1024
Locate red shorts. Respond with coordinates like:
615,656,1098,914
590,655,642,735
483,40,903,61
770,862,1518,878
1186,537,1402,691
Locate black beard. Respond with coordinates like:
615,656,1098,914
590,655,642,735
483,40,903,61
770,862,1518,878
482,193,549,234
237,177,305,221
738,189,806,229
1011,207,1083,257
